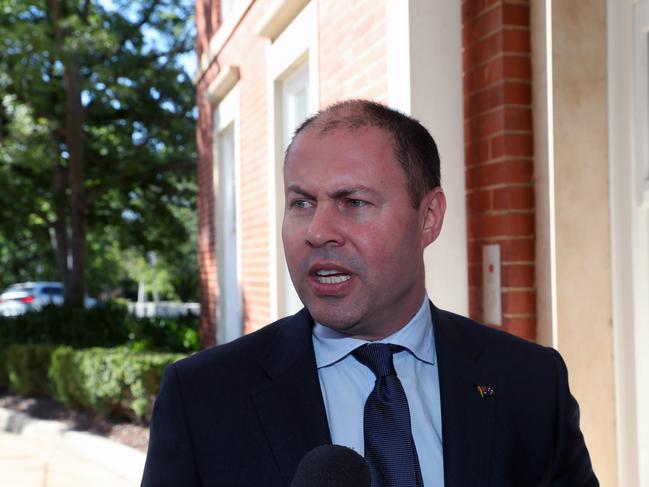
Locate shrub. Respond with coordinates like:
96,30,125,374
0,302,199,353
49,347,183,423
125,313,200,352
5,344,57,395
0,346,8,388
0,301,130,349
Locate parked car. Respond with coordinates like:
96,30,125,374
0,282,96,317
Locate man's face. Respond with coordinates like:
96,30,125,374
282,126,445,340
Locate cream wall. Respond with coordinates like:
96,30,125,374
609,1,649,485
386,0,468,315
533,0,617,484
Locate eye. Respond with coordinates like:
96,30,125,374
289,199,314,209
346,199,368,208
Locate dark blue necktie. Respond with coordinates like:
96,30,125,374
352,343,424,487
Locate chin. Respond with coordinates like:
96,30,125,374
306,304,362,333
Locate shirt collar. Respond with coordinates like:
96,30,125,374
312,295,436,369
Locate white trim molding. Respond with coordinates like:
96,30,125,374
199,0,255,76
609,1,649,485
265,0,318,321
255,0,310,40
205,65,241,104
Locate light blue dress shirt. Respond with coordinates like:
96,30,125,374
312,296,444,486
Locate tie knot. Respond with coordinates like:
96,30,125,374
352,343,404,378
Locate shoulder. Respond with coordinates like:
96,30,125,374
433,306,561,371
165,309,312,394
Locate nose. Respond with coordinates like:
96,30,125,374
305,204,344,248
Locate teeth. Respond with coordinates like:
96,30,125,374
316,269,341,276
316,274,351,284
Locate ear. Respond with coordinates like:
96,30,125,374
420,187,446,248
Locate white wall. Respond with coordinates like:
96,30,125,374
386,0,468,315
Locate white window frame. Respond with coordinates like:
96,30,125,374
265,1,319,321
213,86,243,344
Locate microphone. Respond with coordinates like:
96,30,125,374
291,444,371,487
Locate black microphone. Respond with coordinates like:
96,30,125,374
290,444,371,487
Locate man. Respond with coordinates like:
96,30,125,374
141,100,598,486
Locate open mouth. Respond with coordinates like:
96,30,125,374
314,269,352,284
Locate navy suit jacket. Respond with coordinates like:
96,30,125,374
141,304,598,486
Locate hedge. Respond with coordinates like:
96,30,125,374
0,302,200,353
3,344,183,423
48,347,183,423
5,344,57,396
0,302,131,349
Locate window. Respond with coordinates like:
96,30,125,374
214,88,242,344
265,1,318,321
278,62,309,316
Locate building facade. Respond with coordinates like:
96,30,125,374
194,1,649,485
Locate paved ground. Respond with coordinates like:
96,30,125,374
0,408,145,487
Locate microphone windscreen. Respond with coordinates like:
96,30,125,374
290,444,371,487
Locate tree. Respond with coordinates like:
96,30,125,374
0,0,197,304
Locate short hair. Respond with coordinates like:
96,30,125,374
285,99,441,208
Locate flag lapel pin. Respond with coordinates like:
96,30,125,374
476,385,495,398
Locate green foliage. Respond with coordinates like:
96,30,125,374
0,300,197,422
0,301,200,353
0,346,8,388
125,313,200,353
0,0,198,301
49,346,183,422
5,344,57,396
0,302,131,348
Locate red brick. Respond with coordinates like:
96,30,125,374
503,3,529,27
503,29,531,54
503,54,531,79
467,188,493,213
465,6,503,45
502,317,536,340
508,213,534,236
502,289,535,314
463,31,503,68
465,84,505,117
467,239,482,263
466,56,504,92
462,0,491,24
500,237,535,262
467,107,506,138
502,80,531,106
501,263,535,287
490,134,533,158
469,214,506,238
468,286,483,319
468,263,482,286
504,106,532,131
466,160,533,189
493,185,535,210
470,213,533,238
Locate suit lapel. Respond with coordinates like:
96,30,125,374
432,304,497,487
252,309,332,485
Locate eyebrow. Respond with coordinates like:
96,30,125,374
285,184,376,199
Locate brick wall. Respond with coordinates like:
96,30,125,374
195,0,217,347
195,1,272,344
195,0,390,344
318,0,387,104
462,0,536,339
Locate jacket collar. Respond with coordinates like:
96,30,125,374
253,304,496,487
432,303,497,487
252,309,332,484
